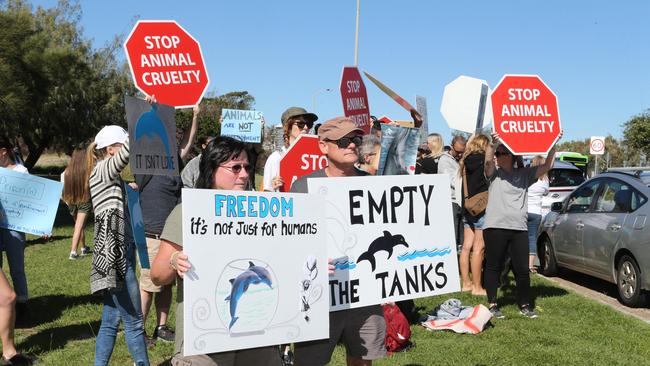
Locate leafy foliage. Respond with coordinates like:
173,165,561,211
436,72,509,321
622,109,650,157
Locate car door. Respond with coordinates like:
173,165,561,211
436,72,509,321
582,179,632,279
552,179,602,268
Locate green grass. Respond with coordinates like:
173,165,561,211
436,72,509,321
10,204,650,365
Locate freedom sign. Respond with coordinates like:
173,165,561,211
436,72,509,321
124,20,209,108
0,167,63,235
280,135,326,192
220,109,264,143
307,175,460,311
340,66,371,134
182,189,329,354
491,74,561,155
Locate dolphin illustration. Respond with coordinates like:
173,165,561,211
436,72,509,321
134,105,172,162
357,231,409,271
224,262,273,329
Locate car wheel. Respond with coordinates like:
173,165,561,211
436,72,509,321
617,255,646,307
539,236,557,276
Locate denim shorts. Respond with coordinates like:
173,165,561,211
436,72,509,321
463,212,485,230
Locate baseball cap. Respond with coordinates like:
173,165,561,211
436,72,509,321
95,125,128,149
317,117,364,141
281,107,318,125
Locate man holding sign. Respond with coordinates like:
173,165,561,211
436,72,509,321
291,117,386,366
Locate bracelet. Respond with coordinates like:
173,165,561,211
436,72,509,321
169,251,180,271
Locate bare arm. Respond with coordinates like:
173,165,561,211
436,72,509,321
151,239,191,286
179,105,200,160
535,130,563,179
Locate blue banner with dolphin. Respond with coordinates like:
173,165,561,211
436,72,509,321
125,183,150,269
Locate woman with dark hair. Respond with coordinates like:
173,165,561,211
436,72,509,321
151,136,282,366
61,148,93,259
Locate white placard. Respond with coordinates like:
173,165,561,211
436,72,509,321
440,75,493,133
307,175,460,311
182,189,329,355
590,136,605,155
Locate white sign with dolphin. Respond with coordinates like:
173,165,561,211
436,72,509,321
182,189,329,355
307,174,461,311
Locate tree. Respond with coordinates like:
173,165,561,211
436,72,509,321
623,109,650,157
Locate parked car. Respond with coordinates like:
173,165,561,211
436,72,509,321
541,161,585,216
537,168,650,307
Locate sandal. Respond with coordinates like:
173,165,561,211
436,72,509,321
1,353,39,365
529,267,538,274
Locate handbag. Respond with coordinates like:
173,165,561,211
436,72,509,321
463,167,488,216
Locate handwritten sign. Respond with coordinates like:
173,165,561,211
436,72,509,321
220,109,264,143
307,174,460,311
182,189,329,355
0,168,63,235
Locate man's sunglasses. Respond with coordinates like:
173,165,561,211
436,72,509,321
495,151,511,157
327,135,362,148
219,164,253,174
292,119,314,129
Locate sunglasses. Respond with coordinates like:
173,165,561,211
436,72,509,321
327,135,363,148
292,119,314,130
495,151,511,157
219,163,253,174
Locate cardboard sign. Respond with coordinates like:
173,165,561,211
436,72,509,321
440,75,493,133
590,136,605,155
307,175,460,311
182,189,329,354
279,135,326,192
125,184,150,269
0,167,62,235
340,66,371,134
363,70,416,112
124,20,209,108
220,109,263,143
377,124,420,176
126,96,179,176
491,74,561,155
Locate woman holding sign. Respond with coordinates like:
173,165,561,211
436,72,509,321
482,132,560,319
87,126,150,366
151,136,282,366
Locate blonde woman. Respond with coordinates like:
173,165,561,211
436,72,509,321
458,134,490,295
527,156,549,272
61,148,93,259
415,133,444,174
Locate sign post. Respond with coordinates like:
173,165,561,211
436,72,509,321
124,20,209,108
440,75,493,134
279,135,327,192
340,66,371,134
590,136,605,175
491,74,561,155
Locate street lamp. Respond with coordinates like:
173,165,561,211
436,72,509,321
312,88,332,114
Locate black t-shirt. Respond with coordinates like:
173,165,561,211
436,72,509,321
462,153,489,198
135,174,182,234
415,155,440,174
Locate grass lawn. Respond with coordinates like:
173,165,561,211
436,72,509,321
9,201,650,365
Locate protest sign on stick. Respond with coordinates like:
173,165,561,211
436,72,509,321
307,174,460,311
363,71,416,112
0,167,62,235
440,75,493,134
280,135,326,192
182,189,329,355
126,96,179,176
220,109,264,143
340,66,371,134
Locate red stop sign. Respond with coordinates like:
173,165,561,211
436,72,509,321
491,75,561,155
280,135,327,192
340,66,371,134
124,20,209,108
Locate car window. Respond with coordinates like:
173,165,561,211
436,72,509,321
566,180,600,213
631,190,647,211
549,168,585,187
594,180,633,213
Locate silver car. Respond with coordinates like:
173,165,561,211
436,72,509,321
538,168,650,307
541,161,585,216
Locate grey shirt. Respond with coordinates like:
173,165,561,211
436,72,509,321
181,154,201,188
437,152,461,206
483,166,538,231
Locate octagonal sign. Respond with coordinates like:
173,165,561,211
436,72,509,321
491,74,561,155
124,20,209,108
440,75,493,133
280,135,326,192
340,66,371,134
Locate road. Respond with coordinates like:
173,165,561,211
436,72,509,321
538,269,650,324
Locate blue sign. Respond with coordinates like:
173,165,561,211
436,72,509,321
220,109,264,143
0,167,63,235
125,184,150,269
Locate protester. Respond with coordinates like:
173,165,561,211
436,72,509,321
291,117,386,366
61,148,93,260
87,125,149,365
357,134,381,175
415,133,444,174
438,135,466,249
150,136,283,366
458,134,490,295
263,107,318,191
181,135,215,188
527,155,549,272
0,137,30,324
483,133,560,319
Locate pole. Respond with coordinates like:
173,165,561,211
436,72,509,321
595,155,599,176
354,0,360,66
312,88,332,114
474,84,489,135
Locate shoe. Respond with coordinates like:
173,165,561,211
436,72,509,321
69,252,79,260
281,350,294,366
1,353,39,365
153,325,174,342
519,305,538,319
144,333,156,348
489,305,505,319
80,247,93,256
15,302,29,327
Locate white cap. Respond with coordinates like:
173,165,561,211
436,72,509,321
95,125,128,149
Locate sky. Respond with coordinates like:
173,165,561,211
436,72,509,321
31,0,650,143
